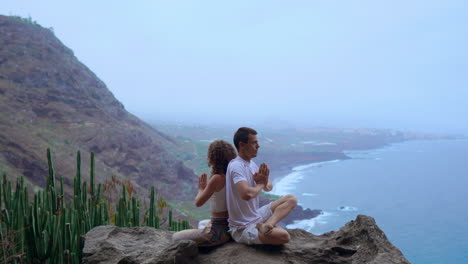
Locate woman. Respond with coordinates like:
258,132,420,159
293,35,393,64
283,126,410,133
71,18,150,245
173,140,237,247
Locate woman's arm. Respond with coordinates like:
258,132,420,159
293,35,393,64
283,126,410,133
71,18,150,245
194,174,223,207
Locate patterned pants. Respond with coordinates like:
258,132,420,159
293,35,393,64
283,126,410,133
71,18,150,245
172,217,231,247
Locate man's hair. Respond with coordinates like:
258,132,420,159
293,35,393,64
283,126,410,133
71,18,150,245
233,127,257,151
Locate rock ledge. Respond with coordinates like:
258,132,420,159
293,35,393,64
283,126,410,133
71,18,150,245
83,215,410,264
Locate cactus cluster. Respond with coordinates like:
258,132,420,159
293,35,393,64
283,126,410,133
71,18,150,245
169,217,190,232
0,149,190,263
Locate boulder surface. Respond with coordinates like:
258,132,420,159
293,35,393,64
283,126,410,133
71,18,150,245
82,215,410,264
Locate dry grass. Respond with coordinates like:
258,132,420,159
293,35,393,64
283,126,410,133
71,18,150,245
0,229,26,263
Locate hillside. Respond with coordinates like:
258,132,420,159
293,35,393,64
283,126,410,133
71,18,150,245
0,15,197,204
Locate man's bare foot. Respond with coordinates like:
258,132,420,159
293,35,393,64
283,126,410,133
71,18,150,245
256,223,274,236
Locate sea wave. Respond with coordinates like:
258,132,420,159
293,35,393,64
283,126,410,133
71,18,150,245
198,139,216,143
302,193,319,196
271,171,304,196
292,159,340,171
300,141,337,146
272,160,341,196
286,211,334,233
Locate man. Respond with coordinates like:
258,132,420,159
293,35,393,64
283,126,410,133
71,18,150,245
226,127,297,245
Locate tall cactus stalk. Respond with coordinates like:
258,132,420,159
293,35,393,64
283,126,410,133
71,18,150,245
148,187,157,228
90,152,95,197
169,210,173,230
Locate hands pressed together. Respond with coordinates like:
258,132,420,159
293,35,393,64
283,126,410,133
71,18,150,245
254,163,270,185
198,173,207,191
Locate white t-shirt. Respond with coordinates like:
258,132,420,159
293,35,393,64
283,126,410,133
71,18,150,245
226,156,260,227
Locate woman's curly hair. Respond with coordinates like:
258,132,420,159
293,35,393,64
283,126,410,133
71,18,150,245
207,140,237,175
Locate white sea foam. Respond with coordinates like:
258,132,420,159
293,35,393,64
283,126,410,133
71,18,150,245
271,171,304,196
286,211,334,233
198,139,216,143
293,159,340,171
337,206,358,212
300,141,317,144
272,160,341,196
302,193,319,196
300,141,337,146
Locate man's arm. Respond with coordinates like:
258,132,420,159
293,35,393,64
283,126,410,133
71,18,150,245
235,180,265,201
263,177,273,192
234,163,270,200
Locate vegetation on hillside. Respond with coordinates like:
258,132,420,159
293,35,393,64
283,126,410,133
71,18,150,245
0,149,189,264
8,15,55,33
10,15,40,26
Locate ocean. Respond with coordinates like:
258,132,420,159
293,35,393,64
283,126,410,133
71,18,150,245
271,139,468,264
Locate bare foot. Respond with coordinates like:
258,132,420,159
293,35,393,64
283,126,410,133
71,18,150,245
256,223,274,236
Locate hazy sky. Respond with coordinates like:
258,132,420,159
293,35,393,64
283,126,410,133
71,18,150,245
2,1,467,133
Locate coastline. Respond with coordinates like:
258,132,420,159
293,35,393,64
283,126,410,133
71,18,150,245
262,157,351,226
262,152,351,183
265,138,466,230
273,138,468,263
262,139,438,226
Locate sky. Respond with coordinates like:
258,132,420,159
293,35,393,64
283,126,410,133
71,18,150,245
2,1,467,134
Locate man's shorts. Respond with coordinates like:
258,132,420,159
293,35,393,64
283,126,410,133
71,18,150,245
228,202,273,245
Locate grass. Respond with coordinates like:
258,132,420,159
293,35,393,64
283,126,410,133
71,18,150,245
261,192,281,200
168,200,211,222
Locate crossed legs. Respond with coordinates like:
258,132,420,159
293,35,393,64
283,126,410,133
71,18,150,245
257,194,298,245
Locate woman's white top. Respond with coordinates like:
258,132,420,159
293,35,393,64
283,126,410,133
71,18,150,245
210,178,227,213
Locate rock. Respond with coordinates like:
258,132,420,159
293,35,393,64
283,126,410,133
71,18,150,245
82,215,410,264
82,225,198,264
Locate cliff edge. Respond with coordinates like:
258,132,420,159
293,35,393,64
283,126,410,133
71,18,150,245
83,215,410,264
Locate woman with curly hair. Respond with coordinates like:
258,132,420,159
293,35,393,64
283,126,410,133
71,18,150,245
173,140,237,247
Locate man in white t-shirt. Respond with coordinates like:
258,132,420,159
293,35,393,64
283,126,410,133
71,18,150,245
226,127,298,245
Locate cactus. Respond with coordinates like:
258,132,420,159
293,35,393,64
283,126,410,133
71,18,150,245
144,188,159,228
147,187,160,229
148,187,155,227
9,149,108,263
90,152,95,197
131,197,139,227
169,210,173,230
0,149,190,263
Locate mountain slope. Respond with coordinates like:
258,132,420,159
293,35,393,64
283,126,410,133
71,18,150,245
0,15,197,201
